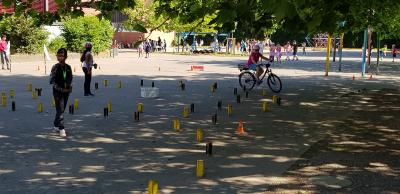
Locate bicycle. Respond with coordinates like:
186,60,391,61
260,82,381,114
238,62,282,93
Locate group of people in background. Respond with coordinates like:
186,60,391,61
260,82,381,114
138,37,167,58
240,39,306,63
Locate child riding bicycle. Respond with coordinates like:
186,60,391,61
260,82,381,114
245,45,270,85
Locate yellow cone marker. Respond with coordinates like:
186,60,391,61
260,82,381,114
104,80,108,87
148,179,158,194
38,102,43,113
9,89,14,99
1,95,6,107
272,95,277,103
173,119,181,131
196,129,203,142
107,99,111,113
74,99,79,110
262,102,269,112
117,81,122,88
227,104,233,116
27,83,32,91
137,103,143,113
183,106,189,118
32,91,37,99
196,160,204,177
210,86,215,93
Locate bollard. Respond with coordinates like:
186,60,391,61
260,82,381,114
69,104,75,114
262,89,267,96
196,129,203,142
27,83,33,91
190,103,195,113
227,104,233,116
245,91,249,98
107,99,111,113
234,88,238,95
236,95,241,103
183,106,189,118
2,95,7,107
140,79,144,86
213,82,218,90
217,100,222,110
38,102,43,113
137,103,143,113
148,179,158,194
95,82,99,90
151,81,155,87
103,107,109,118
196,160,204,178
206,142,213,155
74,99,79,110
104,80,108,87
32,91,37,100
117,81,122,88
262,102,268,112
11,101,15,111
134,112,140,122
9,89,14,99
181,83,185,91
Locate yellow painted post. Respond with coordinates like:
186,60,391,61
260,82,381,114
1,94,6,107
107,99,111,113
9,89,14,99
262,89,267,97
104,80,108,87
74,99,79,110
325,34,332,76
196,160,204,177
227,104,233,116
32,91,37,99
210,85,215,93
38,102,43,113
183,106,189,118
262,102,269,112
137,103,143,113
117,81,122,88
148,180,158,194
196,129,203,142
27,83,32,91
173,119,181,131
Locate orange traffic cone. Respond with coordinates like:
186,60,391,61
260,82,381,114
352,75,355,80
368,74,373,80
237,121,245,135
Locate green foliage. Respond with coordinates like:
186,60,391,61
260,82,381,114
62,16,113,53
0,14,48,54
48,37,67,53
1,0,135,23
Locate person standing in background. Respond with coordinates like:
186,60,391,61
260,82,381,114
81,42,95,96
0,34,10,70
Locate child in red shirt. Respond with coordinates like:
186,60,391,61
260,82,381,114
392,44,397,62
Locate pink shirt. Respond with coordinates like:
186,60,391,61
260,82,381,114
246,52,261,67
269,47,275,56
0,40,7,52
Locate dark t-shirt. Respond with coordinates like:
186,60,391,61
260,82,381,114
50,63,73,93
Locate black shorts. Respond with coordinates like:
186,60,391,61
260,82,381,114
393,53,397,58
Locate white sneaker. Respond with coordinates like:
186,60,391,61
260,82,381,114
59,129,67,137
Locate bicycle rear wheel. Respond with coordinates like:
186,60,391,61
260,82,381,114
267,73,282,93
239,71,256,91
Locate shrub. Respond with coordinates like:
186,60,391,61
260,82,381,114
0,14,48,54
62,16,113,53
48,37,67,53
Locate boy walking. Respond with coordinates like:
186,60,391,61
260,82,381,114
50,48,73,137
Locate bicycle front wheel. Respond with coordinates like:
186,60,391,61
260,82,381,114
239,71,256,91
267,73,282,93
